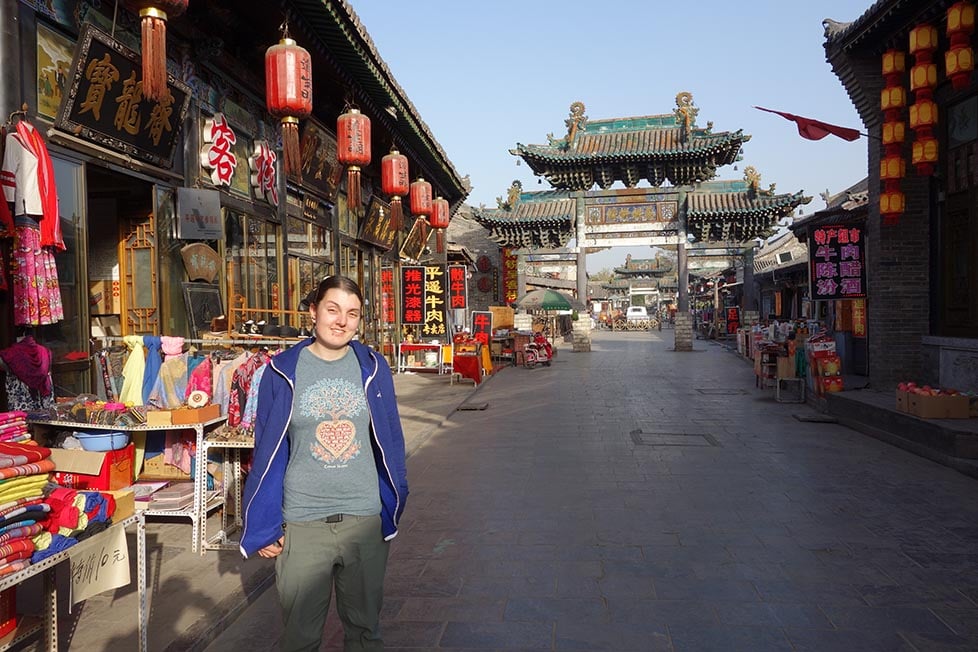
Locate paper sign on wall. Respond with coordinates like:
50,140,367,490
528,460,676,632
69,522,130,605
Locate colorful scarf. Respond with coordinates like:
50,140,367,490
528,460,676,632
0,336,52,396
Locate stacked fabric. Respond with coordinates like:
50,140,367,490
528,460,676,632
0,411,30,444
32,486,116,563
0,441,56,575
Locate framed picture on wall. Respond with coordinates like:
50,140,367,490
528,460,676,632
182,282,224,339
949,95,978,149
36,23,75,120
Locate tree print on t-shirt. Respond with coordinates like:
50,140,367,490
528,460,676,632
298,377,367,466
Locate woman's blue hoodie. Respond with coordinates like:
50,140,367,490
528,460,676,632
239,339,408,558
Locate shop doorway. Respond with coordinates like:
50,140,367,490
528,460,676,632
86,165,158,336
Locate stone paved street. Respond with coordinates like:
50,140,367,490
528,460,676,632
206,330,978,651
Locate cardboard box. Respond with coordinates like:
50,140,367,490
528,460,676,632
141,454,191,480
105,488,136,521
89,279,121,314
776,356,795,379
908,393,970,419
50,443,135,491
145,410,173,426
896,389,910,413
170,403,221,425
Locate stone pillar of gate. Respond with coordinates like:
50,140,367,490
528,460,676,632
574,192,591,352
674,203,692,351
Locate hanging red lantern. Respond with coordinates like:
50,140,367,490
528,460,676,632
409,177,432,248
266,32,313,181
947,2,976,89
381,150,409,231
909,24,939,175
122,0,188,102
430,196,451,253
337,108,371,212
880,49,906,225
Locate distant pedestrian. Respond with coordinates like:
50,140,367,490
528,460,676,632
240,275,409,651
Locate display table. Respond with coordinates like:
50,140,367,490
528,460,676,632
452,354,482,385
397,342,448,374
29,417,226,554
0,513,146,652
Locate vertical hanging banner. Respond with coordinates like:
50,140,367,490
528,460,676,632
401,266,424,325
808,225,866,301
502,248,518,304
471,311,492,346
381,267,396,324
447,265,467,310
852,298,867,338
422,266,449,338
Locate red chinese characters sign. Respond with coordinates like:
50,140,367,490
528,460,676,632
401,266,424,325
248,140,278,206
471,311,492,346
808,225,866,301
200,113,238,187
502,248,518,304
448,265,467,310
381,267,395,324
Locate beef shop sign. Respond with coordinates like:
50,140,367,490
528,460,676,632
808,224,866,300
56,23,191,169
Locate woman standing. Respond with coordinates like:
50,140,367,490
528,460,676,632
240,275,408,651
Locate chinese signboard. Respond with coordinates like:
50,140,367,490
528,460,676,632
421,266,449,338
381,267,396,324
358,197,396,250
248,140,278,206
55,23,191,168
399,218,430,263
725,306,740,335
447,265,467,310
852,298,867,338
401,266,424,325
200,113,238,187
471,311,492,346
298,119,342,199
399,266,449,337
808,224,866,301
176,188,222,240
502,248,518,304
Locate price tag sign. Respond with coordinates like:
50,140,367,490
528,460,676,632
69,522,130,605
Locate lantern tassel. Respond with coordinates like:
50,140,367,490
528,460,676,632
140,13,169,103
347,166,362,212
436,229,445,254
390,197,403,231
282,118,301,182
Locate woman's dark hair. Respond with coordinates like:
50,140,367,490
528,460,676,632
307,275,363,308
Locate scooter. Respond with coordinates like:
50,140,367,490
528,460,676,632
523,332,554,368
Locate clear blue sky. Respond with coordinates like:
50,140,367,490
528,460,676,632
346,0,871,273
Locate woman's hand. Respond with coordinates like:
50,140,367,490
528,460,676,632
257,535,285,558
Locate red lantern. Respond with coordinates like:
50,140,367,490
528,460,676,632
909,24,939,175
430,196,450,253
337,108,371,212
381,150,409,231
409,177,433,217
266,36,313,181
947,2,976,90
880,49,906,224
122,0,188,102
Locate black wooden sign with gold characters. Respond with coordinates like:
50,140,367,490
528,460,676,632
56,23,191,169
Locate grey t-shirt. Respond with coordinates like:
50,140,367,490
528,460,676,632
283,347,380,522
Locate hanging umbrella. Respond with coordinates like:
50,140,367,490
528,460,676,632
515,288,586,312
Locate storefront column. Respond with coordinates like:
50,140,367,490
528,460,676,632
0,0,20,117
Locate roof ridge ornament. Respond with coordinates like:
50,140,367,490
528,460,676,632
674,92,698,141
564,101,587,150
743,165,776,196
496,180,523,210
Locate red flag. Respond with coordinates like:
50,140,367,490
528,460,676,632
754,106,862,142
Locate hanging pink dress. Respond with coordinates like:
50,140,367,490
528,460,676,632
1,121,65,326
